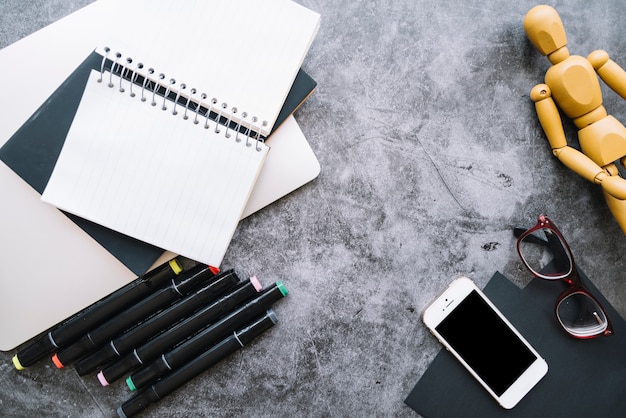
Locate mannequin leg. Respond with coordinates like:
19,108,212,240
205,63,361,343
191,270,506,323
603,189,626,234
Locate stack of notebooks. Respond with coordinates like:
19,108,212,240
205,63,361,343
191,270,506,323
0,0,320,351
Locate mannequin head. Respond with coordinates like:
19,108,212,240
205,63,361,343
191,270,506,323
524,5,568,59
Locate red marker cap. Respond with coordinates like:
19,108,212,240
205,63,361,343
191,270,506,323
51,353,64,369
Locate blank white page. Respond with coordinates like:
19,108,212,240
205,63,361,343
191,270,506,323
100,0,320,136
42,70,269,267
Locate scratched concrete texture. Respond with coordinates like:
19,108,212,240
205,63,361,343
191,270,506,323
2,0,626,417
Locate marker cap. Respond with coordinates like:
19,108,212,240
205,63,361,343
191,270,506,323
126,375,137,392
98,371,110,387
249,276,263,291
168,259,183,275
51,353,64,369
12,355,25,371
276,281,288,297
266,309,278,325
11,334,57,369
235,309,278,347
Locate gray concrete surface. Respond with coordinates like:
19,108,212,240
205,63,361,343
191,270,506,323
2,0,626,417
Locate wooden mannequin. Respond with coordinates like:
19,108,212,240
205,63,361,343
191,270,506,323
525,5,626,232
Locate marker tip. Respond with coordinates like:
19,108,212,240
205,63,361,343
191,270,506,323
51,353,64,369
97,371,110,387
126,375,137,391
116,406,127,418
12,355,25,371
249,276,263,291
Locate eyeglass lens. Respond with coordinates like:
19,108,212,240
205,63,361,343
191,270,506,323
557,292,608,337
519,227,609,338
518,227,571,278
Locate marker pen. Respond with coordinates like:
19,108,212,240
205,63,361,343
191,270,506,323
118,311,277,418
12,256,198,370
123,282,288,389
98,281,287,386
52,264,227,369
75,273,261,375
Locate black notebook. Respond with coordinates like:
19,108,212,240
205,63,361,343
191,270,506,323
405,270,626,417
0,51,317,275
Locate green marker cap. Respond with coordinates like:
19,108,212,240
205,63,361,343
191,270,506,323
276,281,288,296
126,375,137,392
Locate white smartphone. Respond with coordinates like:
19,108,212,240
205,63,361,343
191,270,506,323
422,277,548,409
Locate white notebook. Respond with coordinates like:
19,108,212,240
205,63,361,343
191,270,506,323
42,1,319,267
0,0,320,351
42,67,268,267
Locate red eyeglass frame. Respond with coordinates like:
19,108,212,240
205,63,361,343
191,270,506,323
515,214,613,339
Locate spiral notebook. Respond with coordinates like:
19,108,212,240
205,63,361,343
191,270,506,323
0,48,317,275
42,0,320,267
42,61,267,267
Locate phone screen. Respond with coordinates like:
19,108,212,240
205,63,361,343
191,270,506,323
435,290,537,396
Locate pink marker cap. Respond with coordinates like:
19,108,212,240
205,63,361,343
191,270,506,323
249,276,263,291
97,371,110,387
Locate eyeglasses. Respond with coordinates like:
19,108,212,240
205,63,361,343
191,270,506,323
515,215,613,339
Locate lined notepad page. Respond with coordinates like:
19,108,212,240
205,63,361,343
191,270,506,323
42,70,269,267
101,0,320,136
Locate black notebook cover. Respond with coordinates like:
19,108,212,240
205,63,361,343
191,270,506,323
405,270,626,417
0,50,316,275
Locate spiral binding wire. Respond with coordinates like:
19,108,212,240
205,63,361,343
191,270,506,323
97,48,266,151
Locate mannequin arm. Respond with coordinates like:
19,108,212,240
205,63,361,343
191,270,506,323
553,147,626,198
551,146,605,183
588,50,626,100
530,84,567,149
599,172,626,199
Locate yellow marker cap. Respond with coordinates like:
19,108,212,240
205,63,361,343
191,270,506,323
169,259,183,275
12,355,25,371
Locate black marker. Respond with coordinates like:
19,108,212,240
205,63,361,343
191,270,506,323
118,311,277,418
12,256,200,370
75,272,260,375
52,264,227,369
123,282,287,389
98,281,287,386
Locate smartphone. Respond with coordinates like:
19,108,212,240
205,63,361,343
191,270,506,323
422,277,548,409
